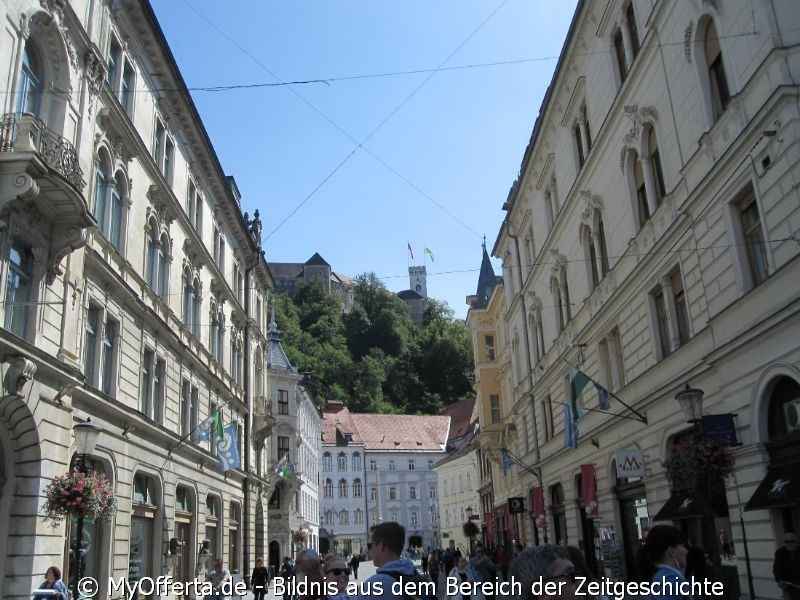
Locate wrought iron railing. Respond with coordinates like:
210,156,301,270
0,112,85,191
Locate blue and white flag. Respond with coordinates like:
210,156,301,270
594,381,611,411
216,423,241,472
564,404,579,449
501,449,514,476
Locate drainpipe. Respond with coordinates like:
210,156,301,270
243,259,254,583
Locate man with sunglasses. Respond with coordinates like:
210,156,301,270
774,532,800,600
358,522,421,600
325,556,352,600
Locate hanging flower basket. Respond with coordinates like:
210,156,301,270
661,436,735,494
41,471,118,528
293,529,309,544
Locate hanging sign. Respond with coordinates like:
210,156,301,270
615,449,646,478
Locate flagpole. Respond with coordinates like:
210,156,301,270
168,400,232,456
557,402,645,423
500,448,542,484
561,358,647,424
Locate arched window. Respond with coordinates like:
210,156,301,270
703,18,730,121
633,152,650,228
351,452,361,471
157,234,169,296
582,225,599,292
550,483,567,546
339,510,348,525
16,44,43,116
353,478,363,498
337,453,347,471
597,216,610,276
647,127,666,203
145,222,159,290
93,158,125,251
322,452,332,472
323,479,333,499
551,276,564,333
338,478,348,498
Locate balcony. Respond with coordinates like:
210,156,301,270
0,113,94,282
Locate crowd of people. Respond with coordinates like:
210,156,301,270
32,520,789,600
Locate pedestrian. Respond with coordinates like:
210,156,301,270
206,557,231,599
349,552,361,580
508,544,577,600
446,556,474,600
33,566,69,600
252,556,270,600
684,539,706,582
356,521,421,600
719,529,733,560
774,532,800,600
280,556,295,600
325,555,352,600
296,548,326,600
428,550,440,593
495,544,509,581
636,524,692,599
421,549,429,574
468,544,499,600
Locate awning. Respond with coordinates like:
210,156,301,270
653,493,708,521
745,463,800,511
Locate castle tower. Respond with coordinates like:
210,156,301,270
409,265,428,298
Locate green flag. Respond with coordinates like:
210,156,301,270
424,247,434,262
569,367,590,423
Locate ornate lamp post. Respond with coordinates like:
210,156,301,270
675,384,704,425
71,418,101,600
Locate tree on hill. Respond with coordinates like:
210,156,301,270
274,274,473,414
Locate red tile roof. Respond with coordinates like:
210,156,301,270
321,401,450,451
441,397,478,442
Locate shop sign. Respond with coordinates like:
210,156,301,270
615,449,645,478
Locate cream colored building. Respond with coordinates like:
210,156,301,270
469,1,800,598
435,443,480,553
0,1,275,598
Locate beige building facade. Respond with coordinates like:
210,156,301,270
0,1,275,598
469,1,800,598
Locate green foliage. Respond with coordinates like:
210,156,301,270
275,275,474,414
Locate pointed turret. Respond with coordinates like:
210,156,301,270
266,299,296,372
470,236,500,309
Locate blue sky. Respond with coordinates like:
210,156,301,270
150,0,578,319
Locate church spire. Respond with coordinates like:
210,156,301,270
472,238,498,309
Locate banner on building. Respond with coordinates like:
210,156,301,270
615,448,646,479
530,486,546,529
701,414,738,446
581,464,599,519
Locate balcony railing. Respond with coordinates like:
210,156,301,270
0,112,85,191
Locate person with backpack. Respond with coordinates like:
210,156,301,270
357,521,423,600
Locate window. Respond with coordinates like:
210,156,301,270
145,224,167,296
16,44,43,116
389,486,397,501
233,262,244,305
84,305,100,384
323,479,333,499
93,160,124,251
338,453,347,471
187,181,203,232
338,479,348,498
352,453,362,471
388,460,396,471
648,128,666,202
231,338,241,384
175,486,191,512
599,327,625,393
210,310,222,362
613,28,627,81
582,225,599,292
182,274,201,336
651,268,691,359
107,38,121,89
490,395,501,424
278,389,289,414
354,509,364,525
598,216,610,276
737,188,769,288
323,453,333,472
429,485,436,499
625,3,640,57
179,381,199,437
353,479,363,498
121,62,134,114
409,485,417,500
389,509,399,522
141,348,154,417
551,267,571,332
213,227,226,274
369,459,377,471
703,19,730,121
574,122,585,169
410,511,419,527
277,436,290,461
485,335,495,362
634,153,650,228
408,459,415,471
133,474,157,505
542,395,554,441
228,503,240,572
339,510,348,525
101,315,118,395
5,241,33,337
370,487,377,501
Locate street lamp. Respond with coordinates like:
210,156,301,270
72,417,101,600
675,384,704,424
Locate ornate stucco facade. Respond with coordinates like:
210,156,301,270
469,1,800,598
0,1,275,598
